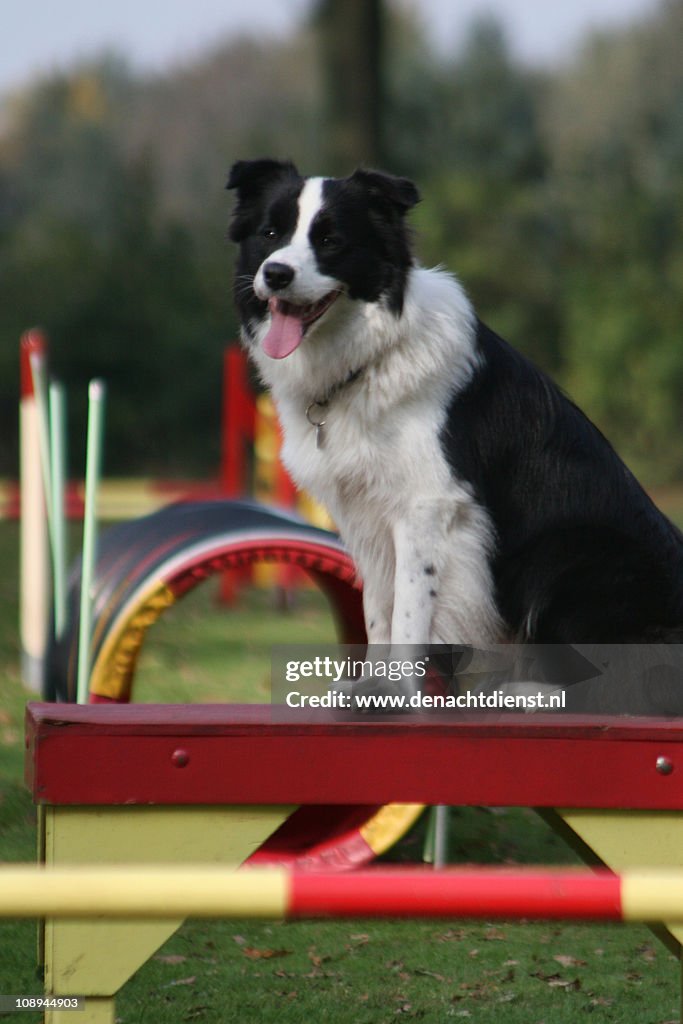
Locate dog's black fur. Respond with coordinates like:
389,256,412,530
444,320,683,646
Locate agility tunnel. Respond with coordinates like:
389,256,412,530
47,499,364,704
47,499,424,869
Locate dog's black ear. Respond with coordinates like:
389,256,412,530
349,168,420,215
226,159,300,241
226,158,298,195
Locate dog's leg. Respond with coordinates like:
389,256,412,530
391,500,456,644
336,501,463,712
391,514,440,646
362,573,393,644
380,504,449,699
329,548,400,711
339,501,455,711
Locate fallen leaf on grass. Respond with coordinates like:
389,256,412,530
183,1007,209,1021
387,959,411,981
242,946,292,960
547,977,581,992
154,954,188,965
168,976,196,987
531,969,582,991
412,967,446,982
530,970,560,983
483,927,506,941
455,980,498,1001
552,954,586,968
307,947,331,968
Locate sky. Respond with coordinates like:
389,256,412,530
0,0,662,97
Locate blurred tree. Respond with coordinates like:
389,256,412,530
50,157,224,474
446,16,547,184
0,67,229,475
380,4,455,179
387,15,559,371
316,0,385,171
542,0,683,481
414,173,563,373
1,56,133,236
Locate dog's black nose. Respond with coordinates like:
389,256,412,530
263,262,295,292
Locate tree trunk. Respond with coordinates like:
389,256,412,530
317,0,385,172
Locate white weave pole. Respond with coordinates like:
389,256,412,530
19,330,50,694
76,380,106,705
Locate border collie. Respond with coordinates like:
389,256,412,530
227,158,683,713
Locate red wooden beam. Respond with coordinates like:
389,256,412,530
25,703,683,810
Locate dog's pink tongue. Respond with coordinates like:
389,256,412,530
262,300,303,359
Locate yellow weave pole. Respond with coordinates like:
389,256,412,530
0,865,288,919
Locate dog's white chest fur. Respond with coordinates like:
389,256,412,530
251,266,504,648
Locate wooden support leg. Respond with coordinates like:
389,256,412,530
39,803,293,1020
46,996,114,1024
543,808,683,1022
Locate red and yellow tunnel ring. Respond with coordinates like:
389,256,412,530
62,501,425,870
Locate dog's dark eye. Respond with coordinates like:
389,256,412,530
262,227,277,240
320,235,341,250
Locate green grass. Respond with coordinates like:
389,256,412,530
1,517,683,1023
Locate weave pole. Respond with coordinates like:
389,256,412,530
48,380,68,642
0,865,679,922
19,329,50,694
76,380,106,705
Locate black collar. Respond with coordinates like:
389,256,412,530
307,366,364,416
305,367,365,446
